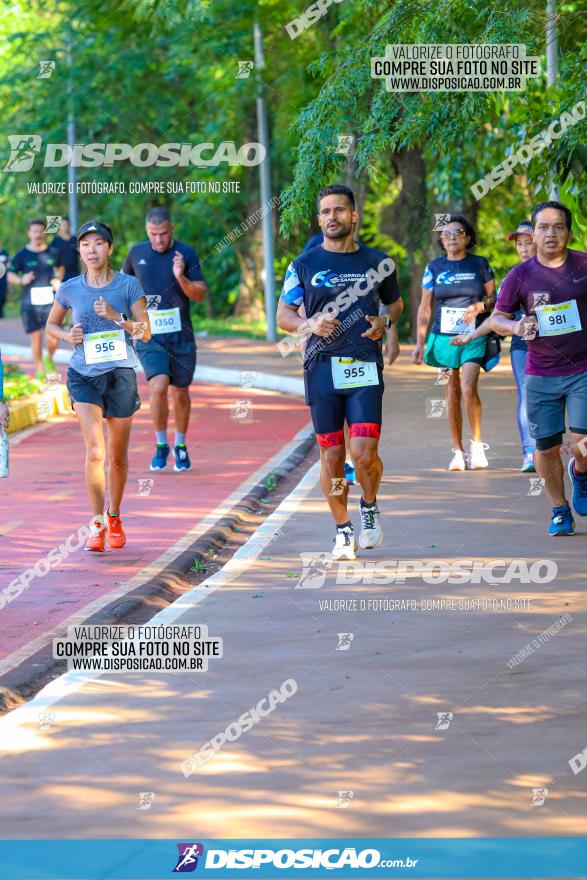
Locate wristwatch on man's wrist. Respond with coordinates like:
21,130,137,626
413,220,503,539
385,317,393,330
115,312,128,326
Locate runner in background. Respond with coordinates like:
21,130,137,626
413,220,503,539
0,243,9,318
46,221,150,552
51,215,80,281
450,220,537,471
491,201,587,537
412,215,496,471
8,219,63,377
122,207,206,473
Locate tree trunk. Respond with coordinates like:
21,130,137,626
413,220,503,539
380,146,428,339
233,229,264,321
233,108,267,321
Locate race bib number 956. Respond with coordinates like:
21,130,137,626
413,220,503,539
83,329,126,364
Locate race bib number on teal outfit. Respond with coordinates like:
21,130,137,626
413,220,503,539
440,306,469,334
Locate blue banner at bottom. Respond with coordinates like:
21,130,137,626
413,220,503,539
0,839,586,879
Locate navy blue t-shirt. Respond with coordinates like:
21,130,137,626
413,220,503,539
281,244,400,366
122,240,203,344
422,253,494,334
51,235,79,281
11,245,62,309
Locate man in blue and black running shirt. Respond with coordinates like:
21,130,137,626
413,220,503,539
122,207,206,473
277,184,403,560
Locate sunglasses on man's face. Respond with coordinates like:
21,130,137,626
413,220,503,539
440,229,466,239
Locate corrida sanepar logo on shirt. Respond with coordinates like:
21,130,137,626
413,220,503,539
311,269,368,288
436,270,476,285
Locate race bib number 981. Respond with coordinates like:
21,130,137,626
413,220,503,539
536,300,582,337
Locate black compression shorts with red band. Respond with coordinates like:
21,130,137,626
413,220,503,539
305,357,384,443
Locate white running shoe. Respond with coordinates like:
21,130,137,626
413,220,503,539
469,440,489,469
358,503,384,549
448,449,468,471
332,526,357,561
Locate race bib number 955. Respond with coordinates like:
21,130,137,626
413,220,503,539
83,329,126,364
331,357,379,389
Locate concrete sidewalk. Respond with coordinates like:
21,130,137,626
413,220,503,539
0,355,585,839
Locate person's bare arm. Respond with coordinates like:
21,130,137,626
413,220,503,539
173,251,206,302
450,314,494,346
129,296,152,342
276,300,339,338
8,270,34,286
412,289,432,364
490,308,536,340
381,299,403,365
46,300,81,344
483,278,496,309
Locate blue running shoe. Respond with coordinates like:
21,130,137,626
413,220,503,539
150,443,170,471
344,461,356,485
568,459,587,516
174,444,192,472
548,504,575,537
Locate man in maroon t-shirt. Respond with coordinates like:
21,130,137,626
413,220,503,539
492,201,587,536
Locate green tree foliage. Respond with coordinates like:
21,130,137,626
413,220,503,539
0,0,584,334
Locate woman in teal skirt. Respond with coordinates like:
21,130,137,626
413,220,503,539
412,214,496,471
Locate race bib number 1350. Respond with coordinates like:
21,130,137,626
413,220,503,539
149,307,181,334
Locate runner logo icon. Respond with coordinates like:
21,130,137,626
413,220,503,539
173,843,204,872
3,135,42,172
296,552,334,589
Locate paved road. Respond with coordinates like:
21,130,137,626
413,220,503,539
0,353,585,840
0,369,310,677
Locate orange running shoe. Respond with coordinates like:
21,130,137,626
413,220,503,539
85,517,106,553
106,510,126,549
